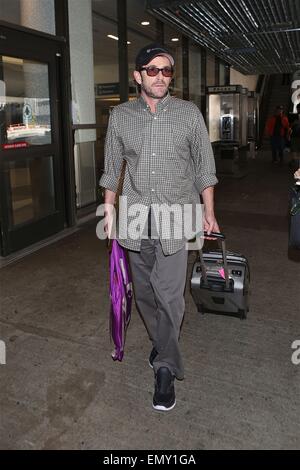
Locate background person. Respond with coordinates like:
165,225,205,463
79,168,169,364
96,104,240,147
266,105,290,164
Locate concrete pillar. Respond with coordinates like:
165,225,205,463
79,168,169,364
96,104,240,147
68,0,97,207
68,0,96,135
20,0,55,35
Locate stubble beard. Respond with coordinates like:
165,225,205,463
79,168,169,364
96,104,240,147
141,81,168,99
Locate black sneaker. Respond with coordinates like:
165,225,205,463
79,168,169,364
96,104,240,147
152,367,176,411
148,347,158,369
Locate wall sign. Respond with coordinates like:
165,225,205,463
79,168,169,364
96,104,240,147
23,103,33,123
207,85,243,93
2,142,29,150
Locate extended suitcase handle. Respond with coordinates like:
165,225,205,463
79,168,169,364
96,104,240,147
199,231,230,290
203,231,225,240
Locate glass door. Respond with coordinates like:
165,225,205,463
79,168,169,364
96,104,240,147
0,27,65,255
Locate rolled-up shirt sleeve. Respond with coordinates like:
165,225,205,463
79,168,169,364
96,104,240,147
99,108,124,193
191,108,218,194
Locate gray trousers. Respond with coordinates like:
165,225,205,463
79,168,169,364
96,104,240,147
128,238,188,380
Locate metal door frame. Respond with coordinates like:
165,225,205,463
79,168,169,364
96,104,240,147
0,24,73,255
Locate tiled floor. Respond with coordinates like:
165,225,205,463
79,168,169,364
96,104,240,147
0,151,299,449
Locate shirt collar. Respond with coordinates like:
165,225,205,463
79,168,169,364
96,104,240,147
138,92,171,112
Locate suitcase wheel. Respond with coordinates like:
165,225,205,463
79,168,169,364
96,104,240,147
197,304,205,314
239,309,247,320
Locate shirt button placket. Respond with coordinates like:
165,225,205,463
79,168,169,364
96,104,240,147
151,153,156,195
150,114,158,200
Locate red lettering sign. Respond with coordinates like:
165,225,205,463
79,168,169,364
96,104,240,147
2,142,29,150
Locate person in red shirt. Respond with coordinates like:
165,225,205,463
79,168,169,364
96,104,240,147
265,105,290,164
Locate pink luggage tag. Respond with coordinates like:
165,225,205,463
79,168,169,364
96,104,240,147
218,268,225,279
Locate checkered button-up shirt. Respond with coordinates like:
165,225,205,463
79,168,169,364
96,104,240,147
100,93,218,255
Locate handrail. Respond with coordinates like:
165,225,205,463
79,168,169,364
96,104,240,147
72,124,98,130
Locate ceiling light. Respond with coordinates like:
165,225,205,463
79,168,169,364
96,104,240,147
107,35,130,45
141,21,150,26
171,38,179,42
270,21,292,29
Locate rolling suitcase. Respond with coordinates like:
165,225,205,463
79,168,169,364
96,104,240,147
190,232,250,319
289,181,300,249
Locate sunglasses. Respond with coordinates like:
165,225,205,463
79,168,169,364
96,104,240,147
140,66,173,77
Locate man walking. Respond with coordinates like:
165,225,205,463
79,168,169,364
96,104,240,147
100,43,219,411
266,105,290,164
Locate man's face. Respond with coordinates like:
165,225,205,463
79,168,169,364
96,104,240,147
134,55,173,99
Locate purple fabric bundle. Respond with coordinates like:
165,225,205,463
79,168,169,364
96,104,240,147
109,239,132,361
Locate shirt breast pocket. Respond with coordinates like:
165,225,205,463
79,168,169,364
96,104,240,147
121,122,146,159
165,125,191,167
170,125,191,154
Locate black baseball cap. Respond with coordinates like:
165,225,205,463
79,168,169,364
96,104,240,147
135,43,175,69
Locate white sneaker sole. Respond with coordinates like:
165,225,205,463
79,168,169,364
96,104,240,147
152,400,176,412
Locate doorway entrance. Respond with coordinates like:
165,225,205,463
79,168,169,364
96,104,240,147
0,26,66,256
